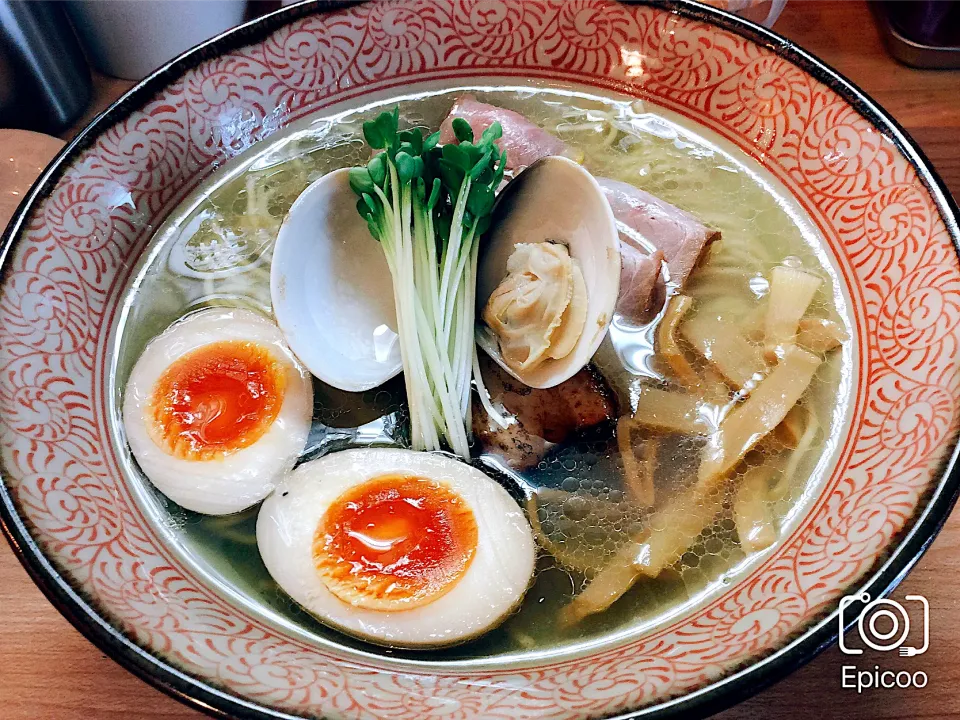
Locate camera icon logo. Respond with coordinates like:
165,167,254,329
838,592,929,657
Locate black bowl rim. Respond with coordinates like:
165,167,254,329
1,1,958,719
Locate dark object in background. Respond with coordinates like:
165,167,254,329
873,0,960,68
888,0,959,45
0,0,91,134
245,1,282,22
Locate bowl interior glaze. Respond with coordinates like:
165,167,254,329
1,2,958,719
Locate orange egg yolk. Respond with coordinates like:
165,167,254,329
312,475,478,611
148,340,286,460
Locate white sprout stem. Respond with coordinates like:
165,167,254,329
445,223,476,355
413,195,463,452
461,231,481,417
422,200,439,331
452,279,470,416
472,347,508,429
385,219,426,448
372,183,396,233
418,189,466,447
394,166,440,450
438,177,471,342
413,298,468,457
451,229,476,418
442,184,473,344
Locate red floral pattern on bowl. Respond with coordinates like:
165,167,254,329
1,1,958,718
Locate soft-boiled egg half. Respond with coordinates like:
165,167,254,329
257,448,536,648
123,308,313,515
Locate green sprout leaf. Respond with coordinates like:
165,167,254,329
349,166,375,196
355,196,370,219
362,120,385,150
427,177,441,211
438,158,465,193
469,150,492,181
365,215,381,241
481,122,503,144
474,213,492,236
374,109,398,150
466,184,494,218
395,151,422,184
399,128,424,155
441,143,470,172
475,166,494,188
452,117,474,143
367,153,387,186
493,150,507,186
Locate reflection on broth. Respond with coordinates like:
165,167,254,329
117,87,850,661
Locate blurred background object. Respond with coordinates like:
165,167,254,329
886,0,959,45
698,0,789,27
0,0,91,134
873,0,960,68
0,0,793,138
65,0,248,80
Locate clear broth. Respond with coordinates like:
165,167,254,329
114,87,852,663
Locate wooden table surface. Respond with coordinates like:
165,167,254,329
1,2,958,718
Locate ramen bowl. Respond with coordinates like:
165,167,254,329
1,1,958,718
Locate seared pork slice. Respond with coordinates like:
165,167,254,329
472,402,549,471
473,355,616,469
617,244,664,324
504,366,616,443
598,177,719,287
472,353,545,469
440,95,574,171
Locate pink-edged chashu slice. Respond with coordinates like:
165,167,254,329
598,177,719,288
439,94,578,171
617,245,664,324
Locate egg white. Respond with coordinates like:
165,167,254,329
123,308,313,515
256,448,537,648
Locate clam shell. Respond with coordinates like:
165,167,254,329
271,169,401,392
476,156,621,389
